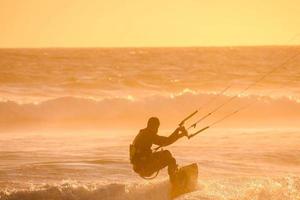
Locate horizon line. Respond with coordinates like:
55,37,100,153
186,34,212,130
1,44,300,50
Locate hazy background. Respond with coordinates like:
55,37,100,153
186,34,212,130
0,47,299,132
1,0,300,47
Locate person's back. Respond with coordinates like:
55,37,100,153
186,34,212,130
132,128,154,158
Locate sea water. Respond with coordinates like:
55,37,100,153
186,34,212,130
0,47,300,199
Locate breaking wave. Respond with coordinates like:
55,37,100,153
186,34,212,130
1,176,300,200
0,180,171,200
0,90,300,131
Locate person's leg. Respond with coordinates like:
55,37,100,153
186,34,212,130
145,150,178,177
162,150,178,177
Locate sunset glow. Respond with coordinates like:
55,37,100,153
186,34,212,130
1,1,300,199
1,0,300,47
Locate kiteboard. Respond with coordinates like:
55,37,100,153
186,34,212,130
170,163,198,199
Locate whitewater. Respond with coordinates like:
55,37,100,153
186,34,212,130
0,47,300,199
1,130,300,200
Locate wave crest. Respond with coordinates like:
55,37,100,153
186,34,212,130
0,180,170,200
0,92,300,131
1,176,300,200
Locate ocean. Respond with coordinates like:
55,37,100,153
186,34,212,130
0,47,300,199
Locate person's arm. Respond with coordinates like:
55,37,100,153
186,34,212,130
153,127,187,147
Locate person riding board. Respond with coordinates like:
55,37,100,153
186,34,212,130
130,117,188,182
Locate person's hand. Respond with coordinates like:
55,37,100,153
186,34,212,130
178,126,188,136
175,126,181,132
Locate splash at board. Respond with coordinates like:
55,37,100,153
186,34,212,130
170,163,198,199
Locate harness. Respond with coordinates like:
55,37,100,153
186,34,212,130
129,144,161,180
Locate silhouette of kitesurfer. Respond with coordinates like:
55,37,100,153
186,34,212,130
130,117,188,181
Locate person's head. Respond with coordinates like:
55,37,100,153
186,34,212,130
146,117,160,134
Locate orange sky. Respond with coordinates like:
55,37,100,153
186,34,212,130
1,0,300,47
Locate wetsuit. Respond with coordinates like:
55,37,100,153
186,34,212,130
131,128,185,178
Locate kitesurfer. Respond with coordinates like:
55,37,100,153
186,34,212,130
130,117,188,181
